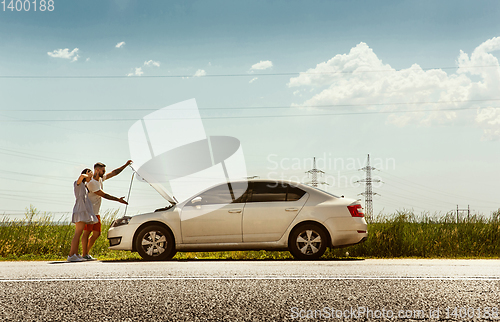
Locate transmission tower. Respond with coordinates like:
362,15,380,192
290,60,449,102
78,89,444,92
356,154,380,219
305,157,328,187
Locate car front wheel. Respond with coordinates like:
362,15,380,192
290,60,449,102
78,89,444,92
289,223,328,260
135,225,175,261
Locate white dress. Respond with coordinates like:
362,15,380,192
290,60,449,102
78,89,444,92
72,181,97,223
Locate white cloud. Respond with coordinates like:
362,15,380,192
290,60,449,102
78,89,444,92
47,48,80,62
193,69,206,77
144,60,160,67
85,58,90,62
127,60,160,77
476,107,500,140
116,42,126,48
249,77,258,83
127,67,143,77
251,60,273,70
288,38,500,139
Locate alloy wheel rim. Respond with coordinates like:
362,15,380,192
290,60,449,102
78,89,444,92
296,229,322,255
141,230,167,256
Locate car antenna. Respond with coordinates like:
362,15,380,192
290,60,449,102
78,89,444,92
123,165,135,217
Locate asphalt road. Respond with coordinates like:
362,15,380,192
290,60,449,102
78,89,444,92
1,259,499,321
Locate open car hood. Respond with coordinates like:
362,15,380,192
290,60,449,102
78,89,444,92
130,164,178,204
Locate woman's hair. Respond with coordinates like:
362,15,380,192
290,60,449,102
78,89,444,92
81,168,91,175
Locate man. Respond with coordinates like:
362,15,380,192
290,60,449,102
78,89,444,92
82,160,132,260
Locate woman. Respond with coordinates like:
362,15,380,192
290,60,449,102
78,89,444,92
68,168,97,262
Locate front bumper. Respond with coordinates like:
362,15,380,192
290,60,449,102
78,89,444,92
108,236,122,247
107,223,139,251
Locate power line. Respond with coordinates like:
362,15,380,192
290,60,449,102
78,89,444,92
0,106,491,122
0,175,74,189
4,98,500,112
0,169,132,183
0,148,81,166
375,197,425,211
379,170,500,205
380,182,459,206
0,113,126,142
0,193,73,207
0,211,71,215
0,65,498,79
379,189,456,208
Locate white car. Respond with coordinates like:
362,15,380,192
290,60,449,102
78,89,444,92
107,180,368,260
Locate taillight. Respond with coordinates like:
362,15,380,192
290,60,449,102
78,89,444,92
347,204,364,217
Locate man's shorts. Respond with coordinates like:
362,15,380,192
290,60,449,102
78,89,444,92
84,215,101,232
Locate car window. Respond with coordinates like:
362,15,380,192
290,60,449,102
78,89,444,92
230,181,249,203
192,183,233,205
248,182,288,202
189,182,249,205
311,186,340,198
248,182,306,202
287,186,306,201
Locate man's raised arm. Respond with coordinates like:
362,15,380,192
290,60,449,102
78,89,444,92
105,160,133,180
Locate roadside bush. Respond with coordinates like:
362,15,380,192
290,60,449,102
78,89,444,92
2,207,500,260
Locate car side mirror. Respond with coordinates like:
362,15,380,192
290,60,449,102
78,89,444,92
191,196,202,205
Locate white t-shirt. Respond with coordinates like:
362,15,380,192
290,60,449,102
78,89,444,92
87,175,107,215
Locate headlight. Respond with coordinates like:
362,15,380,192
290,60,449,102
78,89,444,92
111,216,132,227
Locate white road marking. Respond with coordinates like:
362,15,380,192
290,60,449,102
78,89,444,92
1,276,499,282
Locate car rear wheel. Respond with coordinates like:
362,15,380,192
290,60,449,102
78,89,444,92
135,225,175,261
289,223,328,260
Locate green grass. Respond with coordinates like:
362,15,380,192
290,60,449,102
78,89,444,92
327,210,500,259
0,206,131,261
1,206,499,261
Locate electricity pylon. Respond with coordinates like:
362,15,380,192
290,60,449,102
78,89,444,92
305,157,328,187
356,154,380,220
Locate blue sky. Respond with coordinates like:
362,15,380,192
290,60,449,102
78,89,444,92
1,0,499,218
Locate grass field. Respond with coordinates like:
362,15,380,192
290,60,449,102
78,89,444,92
1,206,499,261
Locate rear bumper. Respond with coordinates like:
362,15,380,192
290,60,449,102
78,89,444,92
324,217,368,247
331,236,368,249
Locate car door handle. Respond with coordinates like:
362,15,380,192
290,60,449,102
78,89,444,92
285,208,298,212
228,209,242,213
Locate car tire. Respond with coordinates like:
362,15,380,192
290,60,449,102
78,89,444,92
135,225,175,261
289,223,328,260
